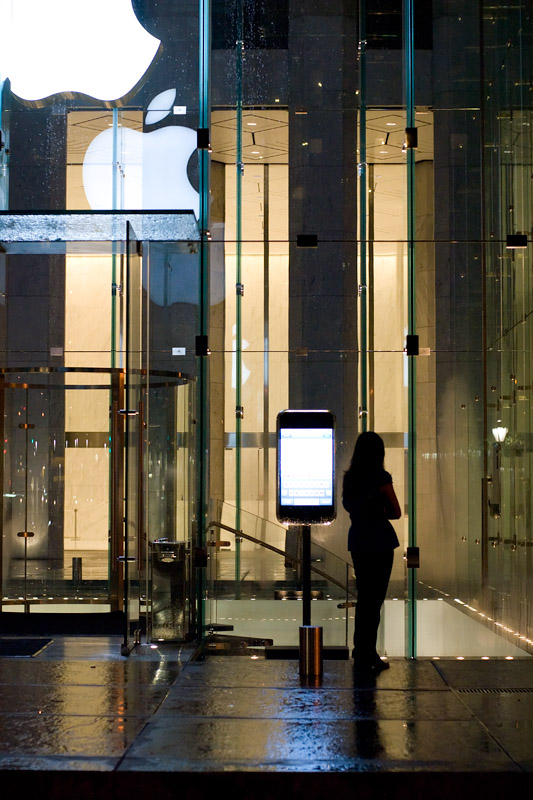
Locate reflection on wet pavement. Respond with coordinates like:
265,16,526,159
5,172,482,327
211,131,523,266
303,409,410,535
0,637,532,780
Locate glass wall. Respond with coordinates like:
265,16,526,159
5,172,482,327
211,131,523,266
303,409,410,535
0,0,201,642
0,1,531,657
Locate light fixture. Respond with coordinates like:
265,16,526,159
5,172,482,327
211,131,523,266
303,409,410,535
492,425,508,443
489,424,506,519
506,233,528,248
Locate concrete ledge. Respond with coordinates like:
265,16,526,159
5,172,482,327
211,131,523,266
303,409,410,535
0,770,529,800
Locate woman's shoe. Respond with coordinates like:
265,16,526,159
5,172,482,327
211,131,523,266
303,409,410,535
352,650,390,672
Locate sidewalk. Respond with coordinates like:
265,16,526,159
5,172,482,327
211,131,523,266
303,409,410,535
0,636,532,796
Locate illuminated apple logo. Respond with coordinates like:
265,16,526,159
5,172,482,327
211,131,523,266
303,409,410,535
0,0,160,101
82,89,199,215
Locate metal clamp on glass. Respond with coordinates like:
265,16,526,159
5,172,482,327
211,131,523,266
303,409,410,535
195,334,210,356
296,234,318,248
404,127,418,149
197,127,211,151
405,334,419,356
405,547,420,568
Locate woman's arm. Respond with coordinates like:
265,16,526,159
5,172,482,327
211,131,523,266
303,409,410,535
379,482,402,519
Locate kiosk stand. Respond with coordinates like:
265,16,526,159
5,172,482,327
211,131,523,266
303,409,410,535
276,410,336,678
299,523,323,676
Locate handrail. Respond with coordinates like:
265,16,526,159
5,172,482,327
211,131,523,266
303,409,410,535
207,520,356,599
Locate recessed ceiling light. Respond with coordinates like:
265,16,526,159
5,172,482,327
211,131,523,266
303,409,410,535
386,122,396,126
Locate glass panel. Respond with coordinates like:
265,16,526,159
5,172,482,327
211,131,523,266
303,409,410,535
122,222,142,653
146,380,195,643
1,369,116,613
206,502,356,650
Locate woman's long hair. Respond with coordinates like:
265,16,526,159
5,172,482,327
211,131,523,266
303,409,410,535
343,431,385,496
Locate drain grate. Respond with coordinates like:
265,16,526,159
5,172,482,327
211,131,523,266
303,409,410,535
458,687,533,694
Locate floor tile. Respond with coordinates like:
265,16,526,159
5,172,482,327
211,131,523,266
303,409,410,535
158,685,471,721
476,719,533,767
0,754,118,771
434,659,533,689
177,658,448,691
457,690,533,722
0,684,170,716
0,659,180,687
121,717,518,771
0,713,149,757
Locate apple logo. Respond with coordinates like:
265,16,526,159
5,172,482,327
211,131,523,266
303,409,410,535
82,88,199,215
0,0,161,101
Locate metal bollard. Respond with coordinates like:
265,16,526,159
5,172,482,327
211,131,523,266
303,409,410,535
72,557,82,582
299,625,323,677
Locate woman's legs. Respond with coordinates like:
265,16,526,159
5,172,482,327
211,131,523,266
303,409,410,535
351,550,394,666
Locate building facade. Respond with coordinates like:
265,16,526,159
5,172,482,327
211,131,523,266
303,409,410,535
0,0,531,658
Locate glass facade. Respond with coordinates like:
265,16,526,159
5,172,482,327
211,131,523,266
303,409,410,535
0,1,531,659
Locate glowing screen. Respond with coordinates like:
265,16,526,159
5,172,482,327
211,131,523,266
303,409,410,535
279,428,334,507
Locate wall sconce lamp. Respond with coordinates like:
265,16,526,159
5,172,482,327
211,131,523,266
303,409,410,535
492,426,508,443
506,234,528,249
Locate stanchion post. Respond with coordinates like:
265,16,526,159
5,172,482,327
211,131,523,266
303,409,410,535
302,524,311,626
299,625,323,677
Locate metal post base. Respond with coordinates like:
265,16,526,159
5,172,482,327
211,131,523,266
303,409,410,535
299,625,323,677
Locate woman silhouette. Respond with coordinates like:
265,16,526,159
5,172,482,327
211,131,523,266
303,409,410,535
342,431,401,672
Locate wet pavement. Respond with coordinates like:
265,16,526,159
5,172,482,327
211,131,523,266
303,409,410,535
0,637,532,797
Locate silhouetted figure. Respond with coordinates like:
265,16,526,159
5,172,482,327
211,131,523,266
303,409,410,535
342,431,401,673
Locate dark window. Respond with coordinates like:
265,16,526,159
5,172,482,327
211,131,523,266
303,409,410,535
212,0,288,50
366,0,433,50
